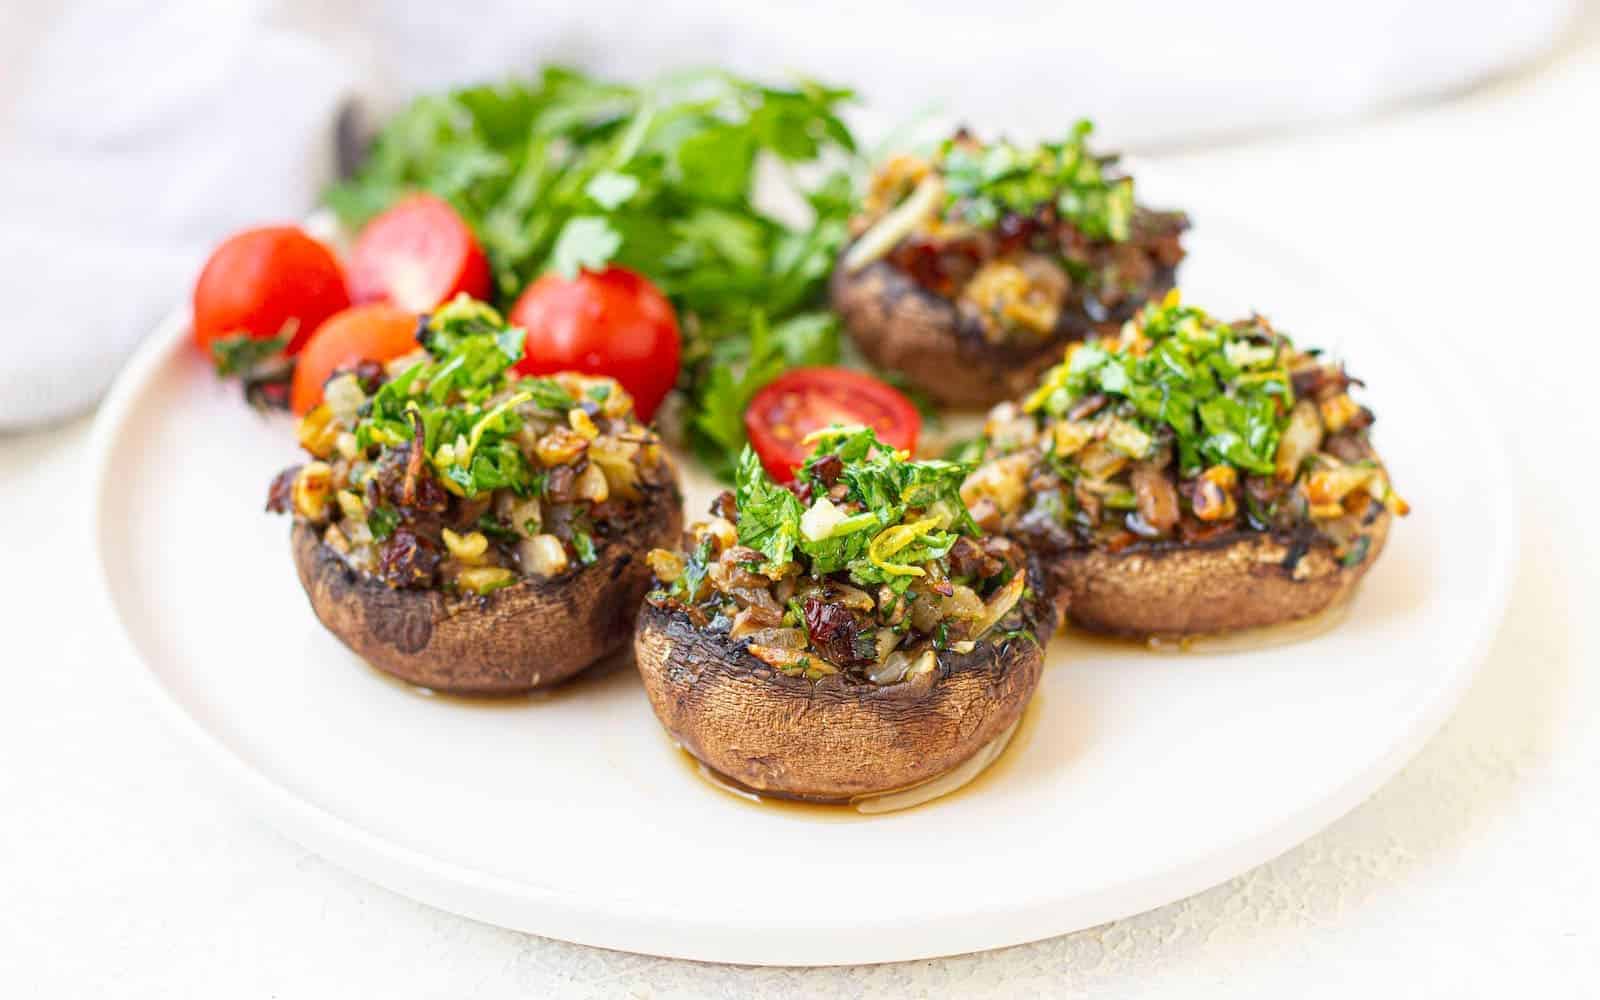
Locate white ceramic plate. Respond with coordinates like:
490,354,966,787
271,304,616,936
91,216,1514,967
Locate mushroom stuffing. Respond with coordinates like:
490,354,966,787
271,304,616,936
634,427,1053,801
268,295,683,693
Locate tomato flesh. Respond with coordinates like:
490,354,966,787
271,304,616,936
349,194,491,312
289,304,420,414
192,226,349,354
744,367,921,481
509,266,681,421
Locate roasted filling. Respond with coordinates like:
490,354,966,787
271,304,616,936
843,123,1187,346
963,293,1409,563
266,296,672,595
646,428,1034,684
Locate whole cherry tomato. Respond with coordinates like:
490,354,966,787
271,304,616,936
348,194,491,312
508,266,681,421
192,226,348,356
744,367,921,481
289,304,421,414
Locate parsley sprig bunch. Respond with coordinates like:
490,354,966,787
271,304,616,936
734,427,977,592
1025,296,1295,476
356,298,577,499
937,120,1134,241
325,66,860,476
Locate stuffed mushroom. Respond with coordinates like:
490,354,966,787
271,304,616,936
831,122,1188,408
268,296,683,694
634,426,1054,803
962,292,1408,639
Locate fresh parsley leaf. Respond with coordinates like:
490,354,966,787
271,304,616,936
584,171,640,210
734,445,804,568
324,67,858,474
550,216,622,278
210,332,290,377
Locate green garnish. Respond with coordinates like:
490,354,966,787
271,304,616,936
209,331,290,377
325,66,859,476
355,297,582,499
475,513,520,541
367,505,400,540
572,530,598,566
1026,295,1294,476
666,536,716,603
733,426,976,593
937,120,1134,241
1341,536,1372,568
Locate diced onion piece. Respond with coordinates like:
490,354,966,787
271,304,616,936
970,571,1026,640
692,517,738,551
873,628,901,665
961,453,1031,515
574,463,610,503
800,497,848,542
336,489,366,522
322,373,367,424
588,437,642,500
1105,419,1153,459
903,649,937,679
1051,420,1092,457
519,534,569,577
293,462,333,521
842,176,944,273
497,493,542,538
744,626,808,650
1075,442,1127,481
1319,393,1361,433
1306,464,1377,506
1276,400,1323,482
646,548,684,584
942,584,986,622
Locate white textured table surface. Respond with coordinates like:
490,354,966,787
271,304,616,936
6,21,1600,999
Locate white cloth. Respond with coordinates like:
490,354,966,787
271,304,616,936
0,0,1576,429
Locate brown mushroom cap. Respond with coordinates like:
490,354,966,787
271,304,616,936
291,480,683,695
1047,504,1392,638
829,258,1066,409
633,559,1055,802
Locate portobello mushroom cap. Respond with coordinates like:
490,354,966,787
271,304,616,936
829,251,1183,410
1043,494,1391,639
829,258,1068,409
633,556,1055,802
291,480,683,695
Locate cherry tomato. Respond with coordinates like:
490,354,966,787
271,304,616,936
348,194,492,312
192,226,349,355
744,367,922,481
509,266,681,421
289,304,420,414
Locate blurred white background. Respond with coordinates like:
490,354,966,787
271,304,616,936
0,0,1577,427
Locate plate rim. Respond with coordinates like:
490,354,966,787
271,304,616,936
89,225,1519,967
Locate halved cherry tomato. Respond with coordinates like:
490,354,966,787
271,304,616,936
744,367,921,481
509,266,681,421
289,304,420,414
192,226,348,355
348,194,492,312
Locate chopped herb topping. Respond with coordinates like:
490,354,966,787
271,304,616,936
1023,292,1293,477
209,331,291,377
734,426,976,593
355,297,576,499
938,121,1134,241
